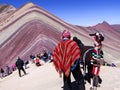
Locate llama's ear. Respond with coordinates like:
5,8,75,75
89,33,96,36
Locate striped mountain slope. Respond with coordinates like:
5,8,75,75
0,2,119,67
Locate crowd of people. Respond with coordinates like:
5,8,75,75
0,65,12,78
0,57,29,78
0,48,53,78
1,29,116,90
29,49,53,66
0,49,52,78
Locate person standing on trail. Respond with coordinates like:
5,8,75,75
89,32,104,65
89,32,104,88
52,30,85,90
16,56,26,77
0,68,4,78
89,32,104,57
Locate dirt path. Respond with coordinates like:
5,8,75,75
0,62,120,90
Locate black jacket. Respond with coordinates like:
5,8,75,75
16,58,24,69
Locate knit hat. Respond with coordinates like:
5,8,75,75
62,30,71,39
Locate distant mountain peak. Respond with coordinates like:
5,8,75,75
95,21,111,27
26,2,36,5
23,2,37,7
90,21,115,31
101,21,109,25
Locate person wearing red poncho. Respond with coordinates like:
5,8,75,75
52,30,85,90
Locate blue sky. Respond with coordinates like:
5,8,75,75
0,0,120,26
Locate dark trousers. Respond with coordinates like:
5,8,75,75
72,63,85,90
72,63,82,83
63,65,85,90
63,72,72,90
18,67,26,77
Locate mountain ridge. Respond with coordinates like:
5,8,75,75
0,2,120,68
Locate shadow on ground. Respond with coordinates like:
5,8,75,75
63,81,85,90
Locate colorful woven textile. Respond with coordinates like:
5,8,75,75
52,40,81,77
